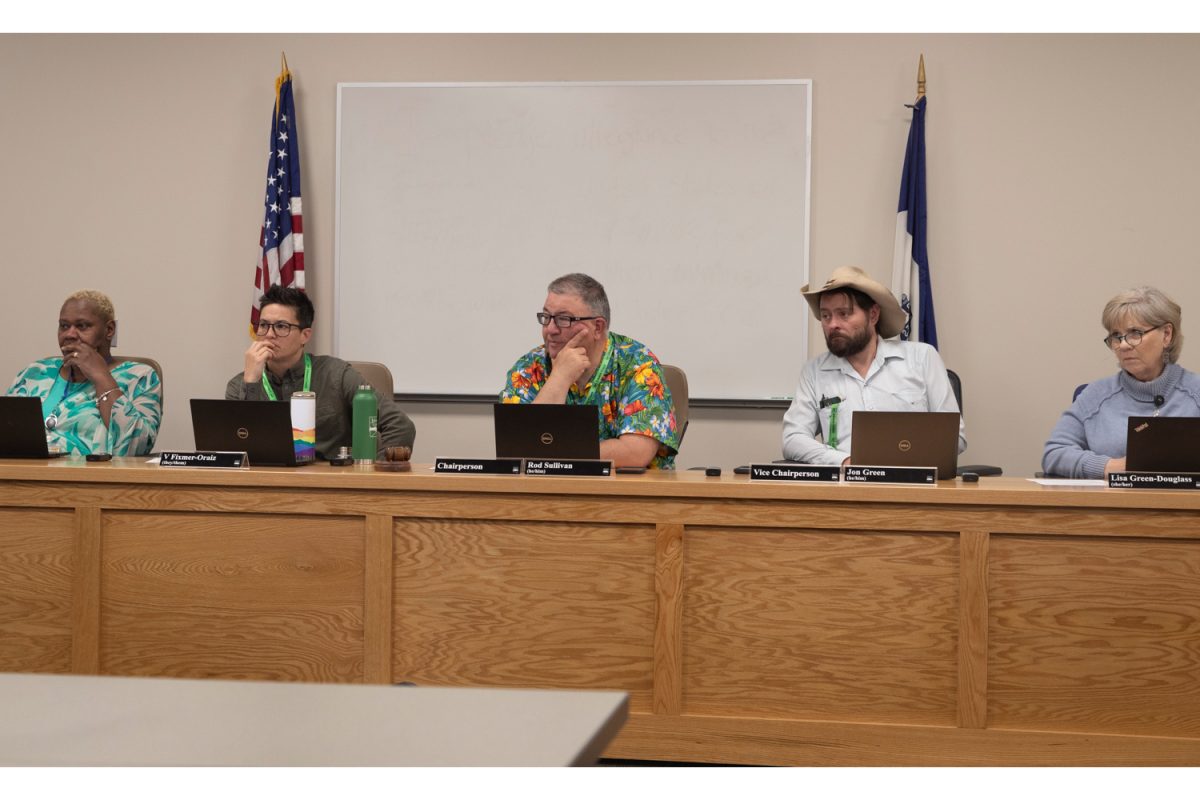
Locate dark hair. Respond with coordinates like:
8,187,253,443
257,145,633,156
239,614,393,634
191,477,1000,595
259,285,314,329
822,287,879,330
547,273,611,324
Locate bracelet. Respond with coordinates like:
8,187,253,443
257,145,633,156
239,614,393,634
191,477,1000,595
97,387,122,403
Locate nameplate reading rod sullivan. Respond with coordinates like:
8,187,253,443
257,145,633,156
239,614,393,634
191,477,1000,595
749,464,840,483
159,451,249,469
523,459,613,477
434,458,522,475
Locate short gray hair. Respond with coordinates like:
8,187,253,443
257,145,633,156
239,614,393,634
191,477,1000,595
1102,286,1183,363
547,273,610,323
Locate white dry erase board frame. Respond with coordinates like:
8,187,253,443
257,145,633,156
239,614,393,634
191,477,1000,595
334,80,811,403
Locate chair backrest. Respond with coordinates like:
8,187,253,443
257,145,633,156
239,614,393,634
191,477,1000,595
947,368,963,414
659,363,689,446
348,361,395,398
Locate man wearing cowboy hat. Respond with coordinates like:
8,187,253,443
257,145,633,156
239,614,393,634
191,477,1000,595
781,265,965,465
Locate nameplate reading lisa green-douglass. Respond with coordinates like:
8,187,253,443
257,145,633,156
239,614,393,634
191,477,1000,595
1108,471,1200,490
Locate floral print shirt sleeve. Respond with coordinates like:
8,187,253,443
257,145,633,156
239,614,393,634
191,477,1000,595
499,333,680,468
6,358,162,456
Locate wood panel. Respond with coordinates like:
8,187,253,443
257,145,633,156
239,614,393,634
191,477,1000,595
957,529,989,728
393,518,656,711
608,713,1200,766
989,534,1200,737
99,511,366,682
0,508,74,673
682,526,960,724
5,462,1200,764
652,523,685,715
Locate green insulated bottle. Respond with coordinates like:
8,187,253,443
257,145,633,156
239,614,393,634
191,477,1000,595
352,385,378,464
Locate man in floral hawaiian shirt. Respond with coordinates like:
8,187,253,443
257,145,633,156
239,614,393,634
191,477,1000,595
499,273,680,468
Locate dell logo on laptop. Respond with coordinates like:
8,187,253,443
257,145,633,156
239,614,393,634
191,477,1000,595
898,439,912,452
540,432,554,445
236,428,250,440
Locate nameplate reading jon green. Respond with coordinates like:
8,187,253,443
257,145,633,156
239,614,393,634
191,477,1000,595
434,458,522,475
843,465,937,485
523,459,612,477
1108,471,1200,490
749,463,840,482
159,451,248,469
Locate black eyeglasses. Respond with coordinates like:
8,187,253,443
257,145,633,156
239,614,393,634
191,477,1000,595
1103,326,1160,349
255,320,306,337
536,312,600,329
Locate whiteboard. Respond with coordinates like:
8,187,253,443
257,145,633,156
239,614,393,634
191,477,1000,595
334,81,811,401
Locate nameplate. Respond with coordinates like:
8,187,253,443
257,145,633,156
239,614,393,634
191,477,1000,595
749,463,840,482
843,465,937,485
434,458,522,475
159,451,248,469
1108,471,1200,490
523,459,613,477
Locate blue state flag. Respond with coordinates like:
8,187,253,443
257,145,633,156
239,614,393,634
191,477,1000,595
890,95,937,348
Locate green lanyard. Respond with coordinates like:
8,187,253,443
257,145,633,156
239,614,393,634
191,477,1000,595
828,401,840,449
578,336,614,406
262,353,311,401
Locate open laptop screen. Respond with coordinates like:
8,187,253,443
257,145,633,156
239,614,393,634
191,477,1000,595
1126,416,1200,472
190,399,313,467
849,411,959,480
494,403,600,460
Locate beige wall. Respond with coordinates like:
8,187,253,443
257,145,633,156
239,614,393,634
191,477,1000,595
3,33,1198,475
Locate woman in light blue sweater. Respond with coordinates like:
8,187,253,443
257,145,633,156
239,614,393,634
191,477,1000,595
1042,286,1200,478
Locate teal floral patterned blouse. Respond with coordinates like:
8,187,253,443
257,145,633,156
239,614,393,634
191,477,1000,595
6,358,162,456
499,332,680,468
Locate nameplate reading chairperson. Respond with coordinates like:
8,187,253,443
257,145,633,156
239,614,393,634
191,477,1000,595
435,458,522,475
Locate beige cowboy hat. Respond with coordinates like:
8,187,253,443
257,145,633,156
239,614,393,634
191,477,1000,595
800,265,908,339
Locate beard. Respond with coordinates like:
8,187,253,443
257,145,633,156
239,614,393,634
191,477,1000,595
826,326,873,358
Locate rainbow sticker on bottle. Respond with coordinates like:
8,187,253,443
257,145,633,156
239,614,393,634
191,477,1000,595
290,391,317,463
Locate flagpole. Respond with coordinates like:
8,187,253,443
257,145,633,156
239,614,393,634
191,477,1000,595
916,54,926,100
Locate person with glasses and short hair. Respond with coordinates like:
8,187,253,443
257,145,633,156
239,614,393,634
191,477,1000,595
499,273,680,468
225,285,415,459
1042,286,1200,478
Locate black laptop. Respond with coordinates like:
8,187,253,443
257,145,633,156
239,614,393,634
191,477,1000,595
0,396,62,458
850,411,960,480
190,399,313,467
1126,416,1200,472
494,403,600,460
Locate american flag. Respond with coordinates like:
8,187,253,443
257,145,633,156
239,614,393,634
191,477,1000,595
251,62,305,332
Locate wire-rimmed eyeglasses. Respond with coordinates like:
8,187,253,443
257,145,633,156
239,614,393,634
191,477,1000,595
1103,325,1160,349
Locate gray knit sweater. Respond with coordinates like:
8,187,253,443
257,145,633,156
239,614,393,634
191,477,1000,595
1041,363,1200,478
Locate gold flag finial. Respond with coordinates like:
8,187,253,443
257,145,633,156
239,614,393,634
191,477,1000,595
274,52,292,117
916,54,926,100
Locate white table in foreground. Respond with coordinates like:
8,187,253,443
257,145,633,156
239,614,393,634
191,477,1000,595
0,673,628,766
